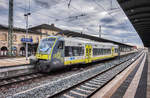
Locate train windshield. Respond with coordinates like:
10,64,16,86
37,38,56,54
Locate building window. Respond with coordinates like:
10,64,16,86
36,37,39,43
29,36,32,39
46,31,48,35
1,33,7,41
13,34,17,42
22,35,25,38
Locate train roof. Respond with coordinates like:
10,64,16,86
46,36,118,47
63,37,117,46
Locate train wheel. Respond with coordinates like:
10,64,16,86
41,64,51,73
35,62,41,72
35,61,52,73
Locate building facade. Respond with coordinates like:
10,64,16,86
0,24,63,56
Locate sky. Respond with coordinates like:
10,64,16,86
0,0,144,47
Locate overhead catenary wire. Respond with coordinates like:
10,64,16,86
14,0,99,28
14,0,136,41
18,1,119,37
14,0,118,30
93,0,138,42
15,5,97,29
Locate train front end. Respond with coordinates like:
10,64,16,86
30,36,64,72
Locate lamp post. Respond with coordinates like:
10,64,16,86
24,12,31,60
8,0,13,56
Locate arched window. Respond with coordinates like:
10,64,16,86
1,46,8,56
20,47,25,56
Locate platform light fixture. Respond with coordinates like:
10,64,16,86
24,12,31,60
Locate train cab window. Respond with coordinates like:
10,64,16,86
58,41,64,49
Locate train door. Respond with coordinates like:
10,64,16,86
52,41,64,64
85,44,92,63
89,45,92,62
112,47,114,56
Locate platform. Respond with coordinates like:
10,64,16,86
92,51,150,98
0,57,29,67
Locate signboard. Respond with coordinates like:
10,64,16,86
21,38,33,43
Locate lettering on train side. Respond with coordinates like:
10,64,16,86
53,51,63,62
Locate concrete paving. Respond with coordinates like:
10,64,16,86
92,51,150,98
0,57,29,67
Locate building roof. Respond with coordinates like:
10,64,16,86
0,24,134,47
29,24,63,32
0,24,41,34
117,0,150,47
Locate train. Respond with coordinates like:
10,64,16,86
29,36,135,73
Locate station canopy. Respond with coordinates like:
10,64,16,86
117,0,150,47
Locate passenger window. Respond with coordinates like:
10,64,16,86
79,47,84,56
65,46,72,57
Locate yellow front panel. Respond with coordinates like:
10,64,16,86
36,54,49,59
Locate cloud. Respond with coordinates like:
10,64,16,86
0,0,143,47
33,0,63,8
0,0,8,15
100,17,115,23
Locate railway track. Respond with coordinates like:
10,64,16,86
0,64,35,80
50,52,144,98
0,72,44,87
0,53,136,88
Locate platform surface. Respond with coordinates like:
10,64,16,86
0,57,29,67
92,51,150,98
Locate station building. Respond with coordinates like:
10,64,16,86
0,23,134,57
0,24,63,56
